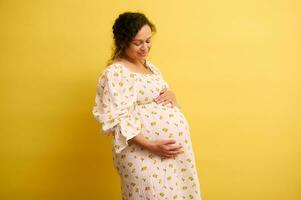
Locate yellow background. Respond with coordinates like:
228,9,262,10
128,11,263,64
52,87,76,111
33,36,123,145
1,0,300,199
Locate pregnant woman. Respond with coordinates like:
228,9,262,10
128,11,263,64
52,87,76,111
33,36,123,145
92,12,202,200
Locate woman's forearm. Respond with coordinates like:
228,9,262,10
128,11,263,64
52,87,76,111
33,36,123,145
128,134,153,150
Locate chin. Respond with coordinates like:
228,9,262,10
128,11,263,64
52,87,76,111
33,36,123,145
137,54,148,59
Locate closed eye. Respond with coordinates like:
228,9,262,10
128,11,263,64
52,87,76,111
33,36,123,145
132,37,152,45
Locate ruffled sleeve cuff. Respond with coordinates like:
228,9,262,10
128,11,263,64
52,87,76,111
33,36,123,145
113,111,142,153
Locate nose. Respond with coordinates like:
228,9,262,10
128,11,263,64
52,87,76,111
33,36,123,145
141,42,148,51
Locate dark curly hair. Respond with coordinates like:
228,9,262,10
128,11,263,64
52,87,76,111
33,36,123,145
107,12,156,65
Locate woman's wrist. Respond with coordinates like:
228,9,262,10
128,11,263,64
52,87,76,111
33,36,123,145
145,140,155,151
128,134,154,150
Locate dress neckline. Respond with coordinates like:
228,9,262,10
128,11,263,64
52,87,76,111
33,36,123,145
113,61,157,76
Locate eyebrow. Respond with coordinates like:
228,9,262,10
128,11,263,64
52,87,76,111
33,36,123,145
132,36,152,42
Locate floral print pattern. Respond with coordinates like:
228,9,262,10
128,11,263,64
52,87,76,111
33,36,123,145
92,61,202,199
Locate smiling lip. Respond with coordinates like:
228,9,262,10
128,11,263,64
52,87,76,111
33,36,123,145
138,52,148,56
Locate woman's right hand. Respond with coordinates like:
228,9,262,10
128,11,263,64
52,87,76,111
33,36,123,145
147,139,183,159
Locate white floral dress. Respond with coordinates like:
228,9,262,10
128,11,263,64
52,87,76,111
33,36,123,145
92,61,202,200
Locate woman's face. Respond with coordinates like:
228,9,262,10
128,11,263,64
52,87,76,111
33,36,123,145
125,24,152,61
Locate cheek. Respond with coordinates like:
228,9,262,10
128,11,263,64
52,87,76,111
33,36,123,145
131,46,140,52
127,47,138,55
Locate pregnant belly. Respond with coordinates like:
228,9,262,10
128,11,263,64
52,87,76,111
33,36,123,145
136,102,190,144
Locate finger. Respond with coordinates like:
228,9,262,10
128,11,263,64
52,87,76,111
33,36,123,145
164,143,182,150
154,96,163,103
161,100,171,106
158,97,170,105
166,148,182,154
162,139,176,145
155,93,168,102
167,145,183,151
166,142,183,148
160,92,168,98
169,150,184,156
154,92,165,100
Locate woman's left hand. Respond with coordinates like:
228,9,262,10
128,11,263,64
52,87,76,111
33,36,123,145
154,89,178,107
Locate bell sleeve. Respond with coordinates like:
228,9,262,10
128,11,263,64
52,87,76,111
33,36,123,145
92,66,142,153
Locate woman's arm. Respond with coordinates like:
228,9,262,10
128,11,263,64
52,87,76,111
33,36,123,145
128,134,183,158
128,134,153,149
